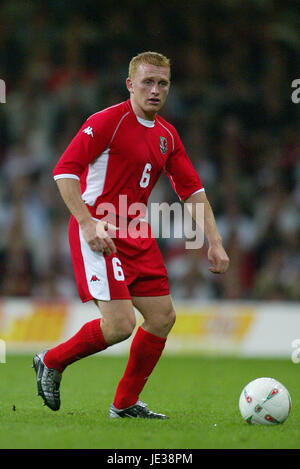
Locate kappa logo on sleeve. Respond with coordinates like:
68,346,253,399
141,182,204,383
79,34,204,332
83,126,94,138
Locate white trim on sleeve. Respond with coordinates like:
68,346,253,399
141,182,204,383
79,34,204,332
189,188,205,197
53,174,80,181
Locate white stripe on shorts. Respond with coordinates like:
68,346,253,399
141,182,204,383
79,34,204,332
78,225,111,301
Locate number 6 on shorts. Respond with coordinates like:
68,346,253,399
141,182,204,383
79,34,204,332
112,257,125,281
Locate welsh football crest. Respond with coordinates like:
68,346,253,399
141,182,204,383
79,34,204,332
159,136,168,155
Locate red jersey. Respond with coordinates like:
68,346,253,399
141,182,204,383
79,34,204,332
53,99,203,220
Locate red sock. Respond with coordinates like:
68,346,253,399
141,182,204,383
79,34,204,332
113,326,166,409
44,318,108,373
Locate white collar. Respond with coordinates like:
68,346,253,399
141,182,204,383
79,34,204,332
136,115,155,128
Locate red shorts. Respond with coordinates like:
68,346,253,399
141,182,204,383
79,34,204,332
68,215,170,302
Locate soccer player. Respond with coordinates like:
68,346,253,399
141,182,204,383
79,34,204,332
33,52,229,418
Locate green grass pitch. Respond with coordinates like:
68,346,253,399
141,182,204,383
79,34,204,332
0,354,299,449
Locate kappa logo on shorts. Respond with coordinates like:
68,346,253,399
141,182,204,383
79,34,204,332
159,136,168,155
90,275,100,282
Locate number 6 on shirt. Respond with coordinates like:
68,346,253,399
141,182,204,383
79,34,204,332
139,163,152,188
112,257,125,281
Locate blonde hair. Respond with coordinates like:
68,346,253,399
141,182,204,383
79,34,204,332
128,51,171,79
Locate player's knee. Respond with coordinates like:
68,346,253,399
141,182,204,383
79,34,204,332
164,306,176,330
154,306,176,335
116,315,136,341
100,306,136,344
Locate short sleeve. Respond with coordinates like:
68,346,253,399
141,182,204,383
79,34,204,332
164,128,203,200
53,111,116,179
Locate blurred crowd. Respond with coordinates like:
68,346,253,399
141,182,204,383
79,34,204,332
0,0,299,301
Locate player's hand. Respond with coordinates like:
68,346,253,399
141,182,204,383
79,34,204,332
207,242,230,274
80,219,118,256
95,220,119,255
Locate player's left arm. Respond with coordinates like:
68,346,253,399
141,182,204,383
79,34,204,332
184,190,230,274
163,125,229,274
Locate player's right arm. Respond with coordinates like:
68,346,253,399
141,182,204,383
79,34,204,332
53,111,119,255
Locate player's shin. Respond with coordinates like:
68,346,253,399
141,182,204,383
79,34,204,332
113,326,166,409
44,318,108,372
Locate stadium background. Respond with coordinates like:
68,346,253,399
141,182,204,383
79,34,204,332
0,0,299,355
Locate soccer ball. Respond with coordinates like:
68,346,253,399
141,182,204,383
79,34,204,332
239,377,291,425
